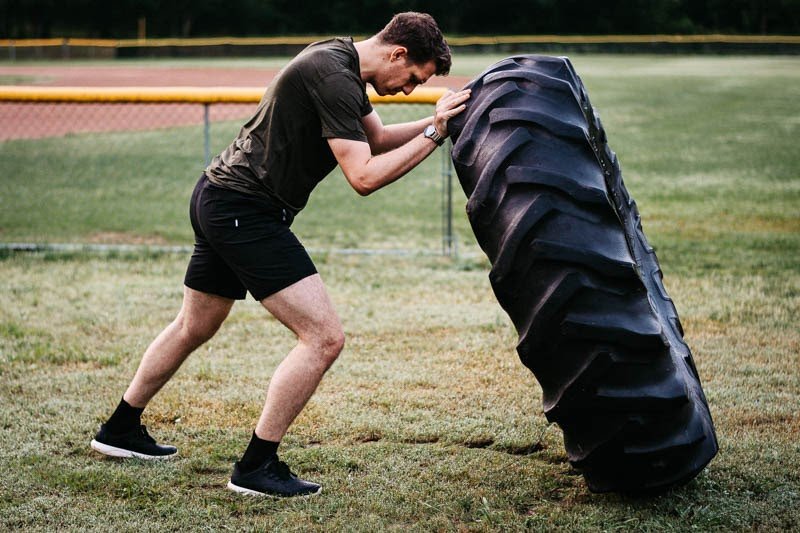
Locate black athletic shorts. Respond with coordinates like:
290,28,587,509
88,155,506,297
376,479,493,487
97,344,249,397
184,173,317,301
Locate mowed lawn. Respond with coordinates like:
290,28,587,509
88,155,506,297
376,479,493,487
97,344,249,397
1,54,799,530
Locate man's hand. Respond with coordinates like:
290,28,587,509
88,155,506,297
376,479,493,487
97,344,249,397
329,88,471,196
433,88,471,138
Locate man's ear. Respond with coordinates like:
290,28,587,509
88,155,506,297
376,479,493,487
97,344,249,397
390,47,408,62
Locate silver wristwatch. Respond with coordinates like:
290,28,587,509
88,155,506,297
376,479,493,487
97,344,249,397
423,124,446,146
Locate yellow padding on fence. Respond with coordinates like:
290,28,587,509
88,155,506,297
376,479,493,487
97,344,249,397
0,36,352,48
0,86,447,105
448,34,800,45
2,34,800,48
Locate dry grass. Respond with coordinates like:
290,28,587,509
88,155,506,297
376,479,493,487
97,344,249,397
1,249,798,531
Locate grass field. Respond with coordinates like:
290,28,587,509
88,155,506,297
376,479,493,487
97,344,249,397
1,54,799,530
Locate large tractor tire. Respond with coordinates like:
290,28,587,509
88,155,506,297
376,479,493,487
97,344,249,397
448,55,718,493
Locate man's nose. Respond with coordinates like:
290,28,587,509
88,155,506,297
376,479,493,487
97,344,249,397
402,84,415,96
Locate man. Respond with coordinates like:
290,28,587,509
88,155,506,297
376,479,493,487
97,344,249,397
90,12,470,498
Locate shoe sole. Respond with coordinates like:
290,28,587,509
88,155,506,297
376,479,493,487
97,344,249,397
226,481,322,498
90,439,177,460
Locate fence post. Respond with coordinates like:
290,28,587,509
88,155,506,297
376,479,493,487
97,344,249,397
441,139,456,257
203,104,211,166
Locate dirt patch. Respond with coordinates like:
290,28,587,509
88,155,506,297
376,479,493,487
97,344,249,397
0,101,255,141
0,64,469,89
0,65,279,88
86,231,171,245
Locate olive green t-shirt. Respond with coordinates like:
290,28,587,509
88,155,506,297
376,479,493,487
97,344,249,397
205,37,373,213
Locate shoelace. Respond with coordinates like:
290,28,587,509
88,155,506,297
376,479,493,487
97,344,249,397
138,425,156,444
272,460,294,480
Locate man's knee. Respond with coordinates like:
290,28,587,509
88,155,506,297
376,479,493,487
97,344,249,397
313,327,345,368
177,288,233,347
176,313,222,347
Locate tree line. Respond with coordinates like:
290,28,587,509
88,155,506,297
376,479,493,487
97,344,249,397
2,0,799,39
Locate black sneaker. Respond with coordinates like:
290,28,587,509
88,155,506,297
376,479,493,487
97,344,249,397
90,424,178,460
227,457,321,498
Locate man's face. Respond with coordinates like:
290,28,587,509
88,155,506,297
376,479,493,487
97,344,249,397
373,49,437,96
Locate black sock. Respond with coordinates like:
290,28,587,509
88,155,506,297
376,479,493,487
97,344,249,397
239,432,280,472
105,397,144,434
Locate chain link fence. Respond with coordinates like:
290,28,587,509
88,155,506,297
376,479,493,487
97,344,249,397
0,96,458,256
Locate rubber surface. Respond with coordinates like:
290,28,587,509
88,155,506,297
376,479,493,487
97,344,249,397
90,439,176,460
448,55,718,493
226,482,322,498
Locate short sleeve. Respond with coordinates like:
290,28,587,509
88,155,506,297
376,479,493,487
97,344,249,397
361,92,373,117
311,72,370,142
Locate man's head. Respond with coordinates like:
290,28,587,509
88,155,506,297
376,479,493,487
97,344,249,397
367,12,451,96
376,12,451,77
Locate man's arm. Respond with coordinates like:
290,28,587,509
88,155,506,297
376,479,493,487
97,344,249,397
331,89,470,196
329,132,437,196
362,112,432,155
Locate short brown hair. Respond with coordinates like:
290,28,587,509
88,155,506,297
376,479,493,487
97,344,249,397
376,12,451,76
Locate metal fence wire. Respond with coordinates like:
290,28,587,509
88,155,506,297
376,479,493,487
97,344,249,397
0,96,457,256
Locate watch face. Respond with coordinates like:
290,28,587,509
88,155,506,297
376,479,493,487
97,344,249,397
424,125,444,145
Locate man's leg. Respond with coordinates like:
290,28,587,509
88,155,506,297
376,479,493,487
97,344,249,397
228,273,343,497
124,286,235,407
257,273,344,439
91,286,234,459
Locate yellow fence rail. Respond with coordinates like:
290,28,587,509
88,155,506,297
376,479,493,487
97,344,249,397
2,34,800,48
0,86,446,105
